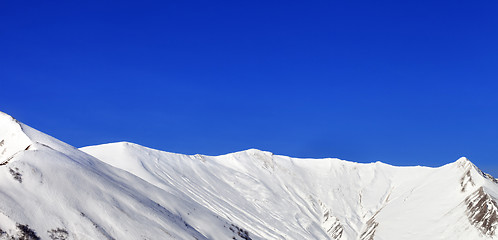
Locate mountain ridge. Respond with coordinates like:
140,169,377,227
82,139,498,239
82,141,482,172
0,111,497,239
81,140,486,185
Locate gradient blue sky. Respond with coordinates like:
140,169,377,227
2,1,498,174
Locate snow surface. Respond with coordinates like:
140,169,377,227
0,111,497,239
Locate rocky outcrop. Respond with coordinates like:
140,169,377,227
465,187,498,237
319,201,343,240
359,217,378,240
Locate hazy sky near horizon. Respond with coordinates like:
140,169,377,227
2,1,498,175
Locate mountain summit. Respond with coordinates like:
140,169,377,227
0,111,497,239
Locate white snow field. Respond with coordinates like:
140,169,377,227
0,111,497,239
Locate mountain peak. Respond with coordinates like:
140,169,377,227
453,156,480,173
0,111,33,164
0,111,80,165
0,111,23,130
237,148,273,155
456,156,471,165
0,110,16,121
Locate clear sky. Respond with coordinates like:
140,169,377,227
2,1,498,175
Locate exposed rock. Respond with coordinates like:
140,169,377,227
319,200,343,240
465,187,498,237
359,217,378,240
458,159,476,192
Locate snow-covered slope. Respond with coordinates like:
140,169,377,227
1,110,497,239
81,144,498,240
0,112,247,240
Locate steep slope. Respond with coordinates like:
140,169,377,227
0,112,245,240
82,143,498,240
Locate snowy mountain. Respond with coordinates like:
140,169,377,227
1,111,497,239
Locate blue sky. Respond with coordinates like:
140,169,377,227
2,1,498,174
